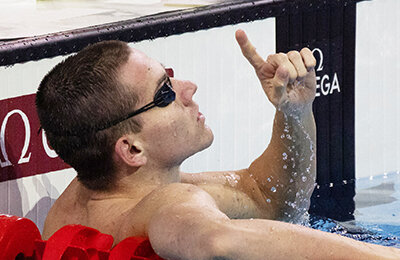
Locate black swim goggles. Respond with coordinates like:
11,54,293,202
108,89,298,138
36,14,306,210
40,77,176,136
100,77,176,130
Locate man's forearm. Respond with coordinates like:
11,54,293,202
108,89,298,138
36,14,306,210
249,107,316,220
215,218,400,260
147,185,400,260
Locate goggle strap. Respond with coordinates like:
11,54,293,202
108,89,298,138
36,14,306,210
97,102,157,131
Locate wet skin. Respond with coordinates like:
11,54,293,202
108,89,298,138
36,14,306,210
42,30,400,260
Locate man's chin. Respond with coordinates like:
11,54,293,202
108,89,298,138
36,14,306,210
191,131,214,156
203,128,214,149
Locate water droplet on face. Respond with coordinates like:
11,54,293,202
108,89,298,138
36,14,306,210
286,134,292,140
283,165,287,169
282,152,288,160
281,134,285,139
289,178,294,183
267,177,271,182
293,172,298,177
266,199,271,203
271,187,277,193
302,176,307,182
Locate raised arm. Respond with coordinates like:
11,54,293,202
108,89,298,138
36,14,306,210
235,29,317,221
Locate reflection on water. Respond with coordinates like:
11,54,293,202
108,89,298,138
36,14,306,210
355,182,397,209
308,215,400,248
308,172,400,248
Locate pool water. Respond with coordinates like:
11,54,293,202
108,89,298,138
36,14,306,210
309,172,400,248
309,215,400,248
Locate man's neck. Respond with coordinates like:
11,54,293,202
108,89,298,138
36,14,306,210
89,163,182,200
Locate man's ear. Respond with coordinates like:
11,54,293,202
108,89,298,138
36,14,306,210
114,135,147,167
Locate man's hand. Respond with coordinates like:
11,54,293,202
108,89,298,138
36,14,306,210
235,29,316,116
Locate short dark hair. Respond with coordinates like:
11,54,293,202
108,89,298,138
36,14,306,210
36,40,142,191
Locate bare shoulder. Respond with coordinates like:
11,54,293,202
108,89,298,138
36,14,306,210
116,182,220,243
123,182,219,221
143,182,219,206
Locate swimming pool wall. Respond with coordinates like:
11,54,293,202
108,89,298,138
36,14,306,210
0,0,398,230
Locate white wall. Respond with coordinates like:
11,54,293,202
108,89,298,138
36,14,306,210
0,56,77,232
355,0,400,179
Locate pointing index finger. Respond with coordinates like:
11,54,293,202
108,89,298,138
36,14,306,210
235,29,265,71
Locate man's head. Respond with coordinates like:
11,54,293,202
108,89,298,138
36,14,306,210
36,40,213,191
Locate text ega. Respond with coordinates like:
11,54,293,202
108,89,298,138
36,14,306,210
315,72,340,97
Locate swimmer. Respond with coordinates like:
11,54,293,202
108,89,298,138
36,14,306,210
36,30,400,259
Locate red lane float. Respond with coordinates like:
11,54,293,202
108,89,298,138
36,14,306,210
0,214,41,260
39,225,113,260
0,214,166,260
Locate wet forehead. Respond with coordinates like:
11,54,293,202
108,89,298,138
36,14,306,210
119,48,166,99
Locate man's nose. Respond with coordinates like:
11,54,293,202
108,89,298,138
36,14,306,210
177,80,197,106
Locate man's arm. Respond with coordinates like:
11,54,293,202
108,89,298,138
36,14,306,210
235,29,317,220
183,30,317,220
147,184,400,260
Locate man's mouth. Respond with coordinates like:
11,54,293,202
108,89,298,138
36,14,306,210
197,111,205,122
